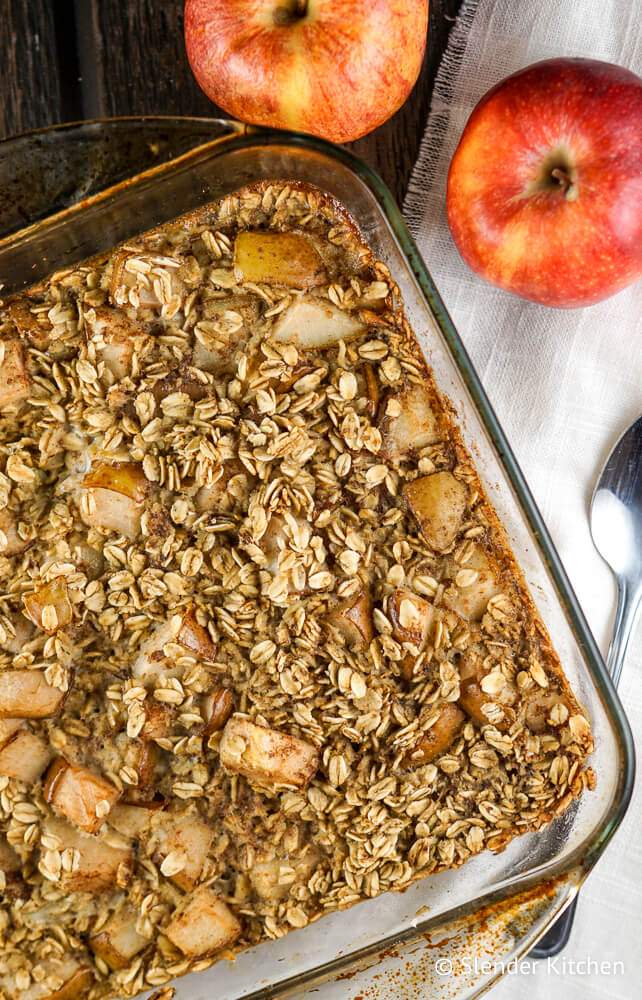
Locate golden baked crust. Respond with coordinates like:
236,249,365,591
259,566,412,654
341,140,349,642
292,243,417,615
0,182,593,999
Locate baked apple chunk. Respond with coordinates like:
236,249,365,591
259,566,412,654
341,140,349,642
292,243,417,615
0,835,22,893
201,685,235,737
23,578,73,634
166,886,242,958
327,589,374,649
43,817,132,893
132,607,217,682
233,231,326,289
444,545,501,621
0,729,52,784
153,809,214,891
44,758,121,834
85,305,141,379
2,959,93,1000
403,471,468,551
0,509,29,556
381,382,440,460
405,704,465,767
250,845,320,902
0,670,65,719
82,462,149,539
273,296,364,349
90,905,149,971
220,715,319,790
0,340,30,410
108,802,159,840
110,250,184,312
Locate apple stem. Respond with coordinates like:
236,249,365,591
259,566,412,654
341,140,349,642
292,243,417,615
550,167,578,201
273,0,308,25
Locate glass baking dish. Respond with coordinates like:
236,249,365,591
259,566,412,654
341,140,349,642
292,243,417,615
0,118,634,1000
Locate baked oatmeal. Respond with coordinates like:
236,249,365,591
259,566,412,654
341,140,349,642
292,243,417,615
0,182,594,999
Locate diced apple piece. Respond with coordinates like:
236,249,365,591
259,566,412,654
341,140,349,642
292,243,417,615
5,297,50,349
458,680,489,727
46,968,93,1000
220,715,319,790
0,839,26,900
388,588,433,646
457,650,516,729
195,461,249,515
85,305,141,379
202,686,235,737
44,758,120,834
142,701,175,740
4,958,93,1000
0,836,20,871
0,717,25,748
179,607,217,659
109,802,160,840
84,488,143,538
154,810,214,891
0,840,23,899
195,475,226,515
250,845,319,902
327,589,373,649
0,509,28,557
444,546,501,621
2,622,32,662
403,471,468,551
132,608,217,682
193,335,234,375
234,231,325,289
165,886,241,958
388,588,435,683
23,578,73,633
0,615,34,655
0,339,30,409
82,462,148,539
258,513,314,589
0,729,52,783
381,382,440,460
44,816,132,893
192,296,257,373
273,296,363,349
250,858,291,902
122,739,159,804
131,619,183,684
525,692,569,734
404,704,465,768
90,904,149,971
0,670,65,718
110,250,184,311
84,458,147,498
70,537,105,581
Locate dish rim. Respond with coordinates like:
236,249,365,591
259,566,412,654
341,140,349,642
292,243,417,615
0,116,635,997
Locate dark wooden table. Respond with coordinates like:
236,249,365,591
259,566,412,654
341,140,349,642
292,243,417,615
1,0,461,207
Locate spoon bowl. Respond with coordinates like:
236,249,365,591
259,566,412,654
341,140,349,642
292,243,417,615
590,412,642,685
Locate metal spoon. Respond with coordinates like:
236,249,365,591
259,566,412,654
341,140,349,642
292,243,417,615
532,412,642,958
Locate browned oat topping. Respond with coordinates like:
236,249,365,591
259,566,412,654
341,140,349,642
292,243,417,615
0,182,594,999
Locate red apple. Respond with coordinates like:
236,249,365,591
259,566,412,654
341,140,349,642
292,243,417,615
447,58,642,308
184,0,428,143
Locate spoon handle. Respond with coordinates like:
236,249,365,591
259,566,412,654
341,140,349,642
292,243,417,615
607,579,642,687
531,577,640,960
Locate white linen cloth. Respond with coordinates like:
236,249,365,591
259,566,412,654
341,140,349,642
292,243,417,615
402,1,642,997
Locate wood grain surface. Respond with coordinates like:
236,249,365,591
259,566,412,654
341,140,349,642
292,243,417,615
1,0,462,205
